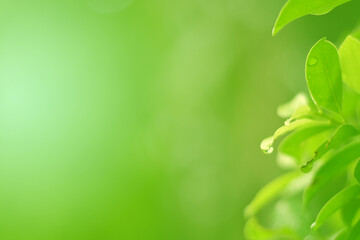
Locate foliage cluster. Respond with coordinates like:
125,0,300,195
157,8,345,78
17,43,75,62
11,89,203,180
245,0,360,239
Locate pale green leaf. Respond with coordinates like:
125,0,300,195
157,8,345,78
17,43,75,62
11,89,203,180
285,105,317,124
311,185,360,230
260,119,331,154
277,93,308,118
339,35,360,94
244,171,300,218
244,217,301,240
273,0,351,36
305,38,343,115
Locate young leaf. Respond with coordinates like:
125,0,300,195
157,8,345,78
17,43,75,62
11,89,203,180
306,38,343,115
260,119,331,154
244,217,301,240
301,124,360,171
277,93,308,119
285,105,318,124
278,124,334,167
303,139,360,207
244,217,274,239
311,185,360,230
272,0,351,36
244,171,300,218
339,34,360,94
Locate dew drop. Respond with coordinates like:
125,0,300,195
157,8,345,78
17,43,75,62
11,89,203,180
263,146,274,154
260,137,274,154
308,57,318,66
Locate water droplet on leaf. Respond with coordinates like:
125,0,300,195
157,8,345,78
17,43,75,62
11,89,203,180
260,137,274,154
264,146,274,154
308,57,318,66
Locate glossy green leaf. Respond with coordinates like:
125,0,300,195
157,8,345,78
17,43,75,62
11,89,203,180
303,139,360,207
244,171,300,218
305,38,343,115
339,34,360,94
311,185,360,230
273,0,351,36
260,119,331,154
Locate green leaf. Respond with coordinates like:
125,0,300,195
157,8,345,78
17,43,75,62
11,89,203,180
244,171,300,218
272,0,351,36
345,219,360,240
341,198,360,226
305,38,343,115
278,124,334,167
311,185,360,230
277,93,308,118
303,139,360,207
244,218,274,239
260,119,331,154
339,34,360,94
285,105,317,124
244,217,301,240
354,159,360,184
333,229,348,240
301,124,360,171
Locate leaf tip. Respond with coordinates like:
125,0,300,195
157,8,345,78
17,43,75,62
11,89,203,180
272,26,278,36
310,222,317,230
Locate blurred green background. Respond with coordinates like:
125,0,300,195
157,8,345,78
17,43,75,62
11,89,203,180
0,0,359,239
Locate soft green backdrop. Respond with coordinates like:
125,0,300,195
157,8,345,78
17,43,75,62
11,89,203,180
0,0,359,239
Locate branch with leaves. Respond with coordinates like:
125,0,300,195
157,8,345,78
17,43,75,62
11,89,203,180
245,0,360,239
